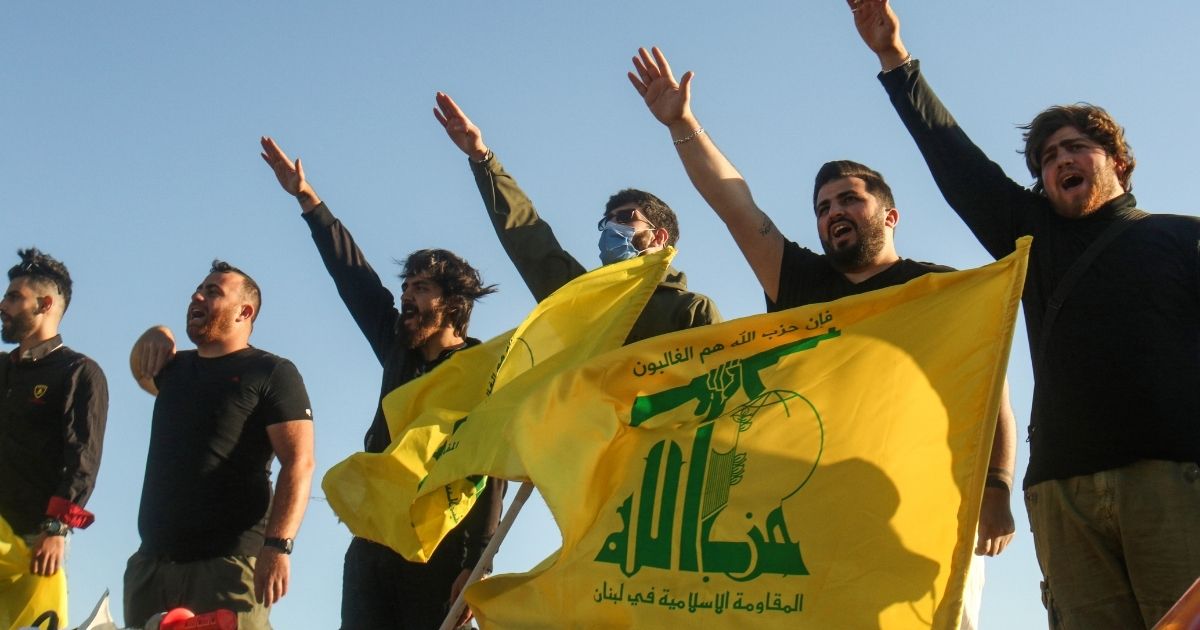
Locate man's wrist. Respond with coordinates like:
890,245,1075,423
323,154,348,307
263,537,294,554
984,468,1013,494
878,46,911,73
39,518,71,537
470,147,492,163
296,188,321,213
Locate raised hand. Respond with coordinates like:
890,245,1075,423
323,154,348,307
846,0,908,70
628,47,695,129
260,136,320,210
433,92,489,161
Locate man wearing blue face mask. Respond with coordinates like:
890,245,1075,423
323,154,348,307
434,92,720,343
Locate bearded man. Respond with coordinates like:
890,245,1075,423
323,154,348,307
0,248,108,585
627,46,1017,629
260,136,504,630
125,261,315,630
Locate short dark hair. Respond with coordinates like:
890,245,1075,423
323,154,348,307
605,189,680,247
812,161,896,211
210,259,262,321
8,248,73,312
400,249,496,337
1021,104,1135,195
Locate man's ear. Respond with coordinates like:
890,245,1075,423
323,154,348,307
1113,158,1131,190
653,226,670,248
240,304,255,322
884,207,900,229
36,294,54,315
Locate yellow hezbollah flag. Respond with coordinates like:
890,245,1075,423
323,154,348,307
322,248,676,561
0,515,67,629
465,239,1029,629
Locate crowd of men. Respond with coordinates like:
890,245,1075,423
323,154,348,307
1,1,1196,628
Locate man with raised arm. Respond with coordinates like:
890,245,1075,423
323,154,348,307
628,46,1017,628
126,261,315,630
849,1,1200,627
432,92,720,342
259,136,504,630
0,248,108,579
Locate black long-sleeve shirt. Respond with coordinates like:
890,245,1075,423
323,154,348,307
0,336,108,535
303,202,503,570
880,61,1200,487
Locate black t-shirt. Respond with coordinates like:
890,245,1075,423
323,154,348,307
768,239,954,311
137,347,312,560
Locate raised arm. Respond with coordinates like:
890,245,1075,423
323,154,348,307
847,1,1036,258
255,419,315,606
260,136,400,363
129,325,176,396
261,136,322,214
628,47,786,301
433,93,587,302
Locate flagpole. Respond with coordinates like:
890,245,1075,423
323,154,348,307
438,480,535,630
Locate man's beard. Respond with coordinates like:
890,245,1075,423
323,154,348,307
0,310,35,344
186,305,237,345
821,212,887,272
404,307,445,349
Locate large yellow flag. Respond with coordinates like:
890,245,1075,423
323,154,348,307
463,239,1030,629
0,515,67,629
322,248,676,561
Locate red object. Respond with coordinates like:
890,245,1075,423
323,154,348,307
160,608,237,630
1154,578,1200,630
44,496,95,528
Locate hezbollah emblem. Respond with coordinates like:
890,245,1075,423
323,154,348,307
597,328,840,581
33,384,48,399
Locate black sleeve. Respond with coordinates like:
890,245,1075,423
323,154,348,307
469,154,588,302
768,240,824,312
302,202,401,365
57,357,108,507
879,61,1043,260
261,359,314,425
461,476,507,572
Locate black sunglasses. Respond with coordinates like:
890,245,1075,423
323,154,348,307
597,208,655,230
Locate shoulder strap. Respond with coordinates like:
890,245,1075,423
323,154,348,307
1036,209,1149,374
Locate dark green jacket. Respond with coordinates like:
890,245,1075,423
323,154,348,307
470,153,720,343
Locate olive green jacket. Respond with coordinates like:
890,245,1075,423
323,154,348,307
469,153,720,344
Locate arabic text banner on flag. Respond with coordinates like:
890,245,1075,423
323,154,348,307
0,515,67,629
322,248,676,561
465,238,1030,629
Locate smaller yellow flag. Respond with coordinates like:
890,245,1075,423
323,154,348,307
0,516,68,630
323,249,676,561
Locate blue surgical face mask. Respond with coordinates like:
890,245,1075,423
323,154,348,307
598,222,641,265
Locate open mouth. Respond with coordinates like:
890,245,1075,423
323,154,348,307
1060,174,1085,191
187,306,206,325
830,221,855,239
400,303,419,321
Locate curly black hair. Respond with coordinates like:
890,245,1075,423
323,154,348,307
399,249,497,337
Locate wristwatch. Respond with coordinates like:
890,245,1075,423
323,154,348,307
39,518,70,536
263,537,294,554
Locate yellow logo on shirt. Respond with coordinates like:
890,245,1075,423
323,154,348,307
33,384,48,399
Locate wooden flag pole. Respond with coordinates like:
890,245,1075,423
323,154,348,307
438,480,535,630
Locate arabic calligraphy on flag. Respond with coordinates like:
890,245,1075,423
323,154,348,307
463,238,1030,629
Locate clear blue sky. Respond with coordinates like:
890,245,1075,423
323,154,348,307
4,2,1195,627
